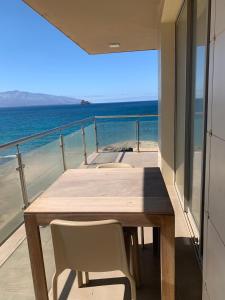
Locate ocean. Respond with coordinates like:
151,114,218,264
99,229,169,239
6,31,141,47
0,100,158,145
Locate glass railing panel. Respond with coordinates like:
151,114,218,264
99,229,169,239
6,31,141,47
21,136,64,202
84,124,96,158
97,120,137,151
63,130,84,168
0,115,159,244
0,150,24,244
139,118,159,151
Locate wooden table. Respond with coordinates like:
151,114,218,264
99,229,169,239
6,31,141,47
24,167,175,300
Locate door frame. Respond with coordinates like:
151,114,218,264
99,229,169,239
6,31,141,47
174,0,193,211
174,0,211,261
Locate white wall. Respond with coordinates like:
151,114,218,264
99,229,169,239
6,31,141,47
159,22,175,185
203,1,225,299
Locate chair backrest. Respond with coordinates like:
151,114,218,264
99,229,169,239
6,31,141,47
97,163,133,169
50,219,130,275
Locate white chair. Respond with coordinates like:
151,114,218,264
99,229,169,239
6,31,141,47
51,219,137,300
97,162,133,168
77,227,140,288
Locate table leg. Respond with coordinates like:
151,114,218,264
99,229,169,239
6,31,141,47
141,227,145,249
160,216,175,300
24,214,48,300
153,227,160,255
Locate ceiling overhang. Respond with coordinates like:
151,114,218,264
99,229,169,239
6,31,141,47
23,0,165,54
161,0,184,23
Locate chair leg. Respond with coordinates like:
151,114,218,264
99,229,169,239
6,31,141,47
77,271,83,288
124,229,131,268
140,227,145,249
52,273,58,300
131,230,141,288
127,274,137,300
124,227,141,287
85,272,90,284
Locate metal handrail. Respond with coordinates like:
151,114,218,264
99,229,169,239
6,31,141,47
0,116,94,151
0,114,159,151
95,114,159,119
0,155,17,159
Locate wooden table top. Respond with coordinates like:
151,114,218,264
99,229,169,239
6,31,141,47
25,167,174,215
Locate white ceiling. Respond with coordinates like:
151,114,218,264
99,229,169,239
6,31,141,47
23,0,165,54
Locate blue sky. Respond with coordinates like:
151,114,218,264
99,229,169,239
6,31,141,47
0,0,158,103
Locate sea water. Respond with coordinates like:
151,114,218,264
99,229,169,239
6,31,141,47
0,100,158,145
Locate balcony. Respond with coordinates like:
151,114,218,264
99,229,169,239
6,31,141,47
0,115,201,300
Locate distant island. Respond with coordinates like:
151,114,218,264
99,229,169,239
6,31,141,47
0,91,91,107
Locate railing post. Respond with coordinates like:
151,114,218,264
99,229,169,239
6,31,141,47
94,118,99,153
60,134,66,171
136,120,140,152
81,127,88,165
16,145,29,209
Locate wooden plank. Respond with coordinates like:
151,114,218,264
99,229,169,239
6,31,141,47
34,212,165,227
160,215,175,300
25,167,173,216
24,214,48,300
37,168,169,198
25,196,174,214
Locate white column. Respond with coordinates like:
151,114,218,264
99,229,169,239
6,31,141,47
159,22,175,185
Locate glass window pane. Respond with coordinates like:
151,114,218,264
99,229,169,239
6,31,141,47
175,1,188,201
189,0,208,229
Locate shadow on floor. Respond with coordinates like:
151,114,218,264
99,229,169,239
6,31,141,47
88,152,120,167
59,271,76,300
58,237,202,300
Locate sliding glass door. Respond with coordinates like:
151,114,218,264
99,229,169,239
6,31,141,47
175,0,209,244
175,1,188,205
189,0,209,230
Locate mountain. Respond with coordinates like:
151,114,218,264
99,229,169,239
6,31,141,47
0,91,90,107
